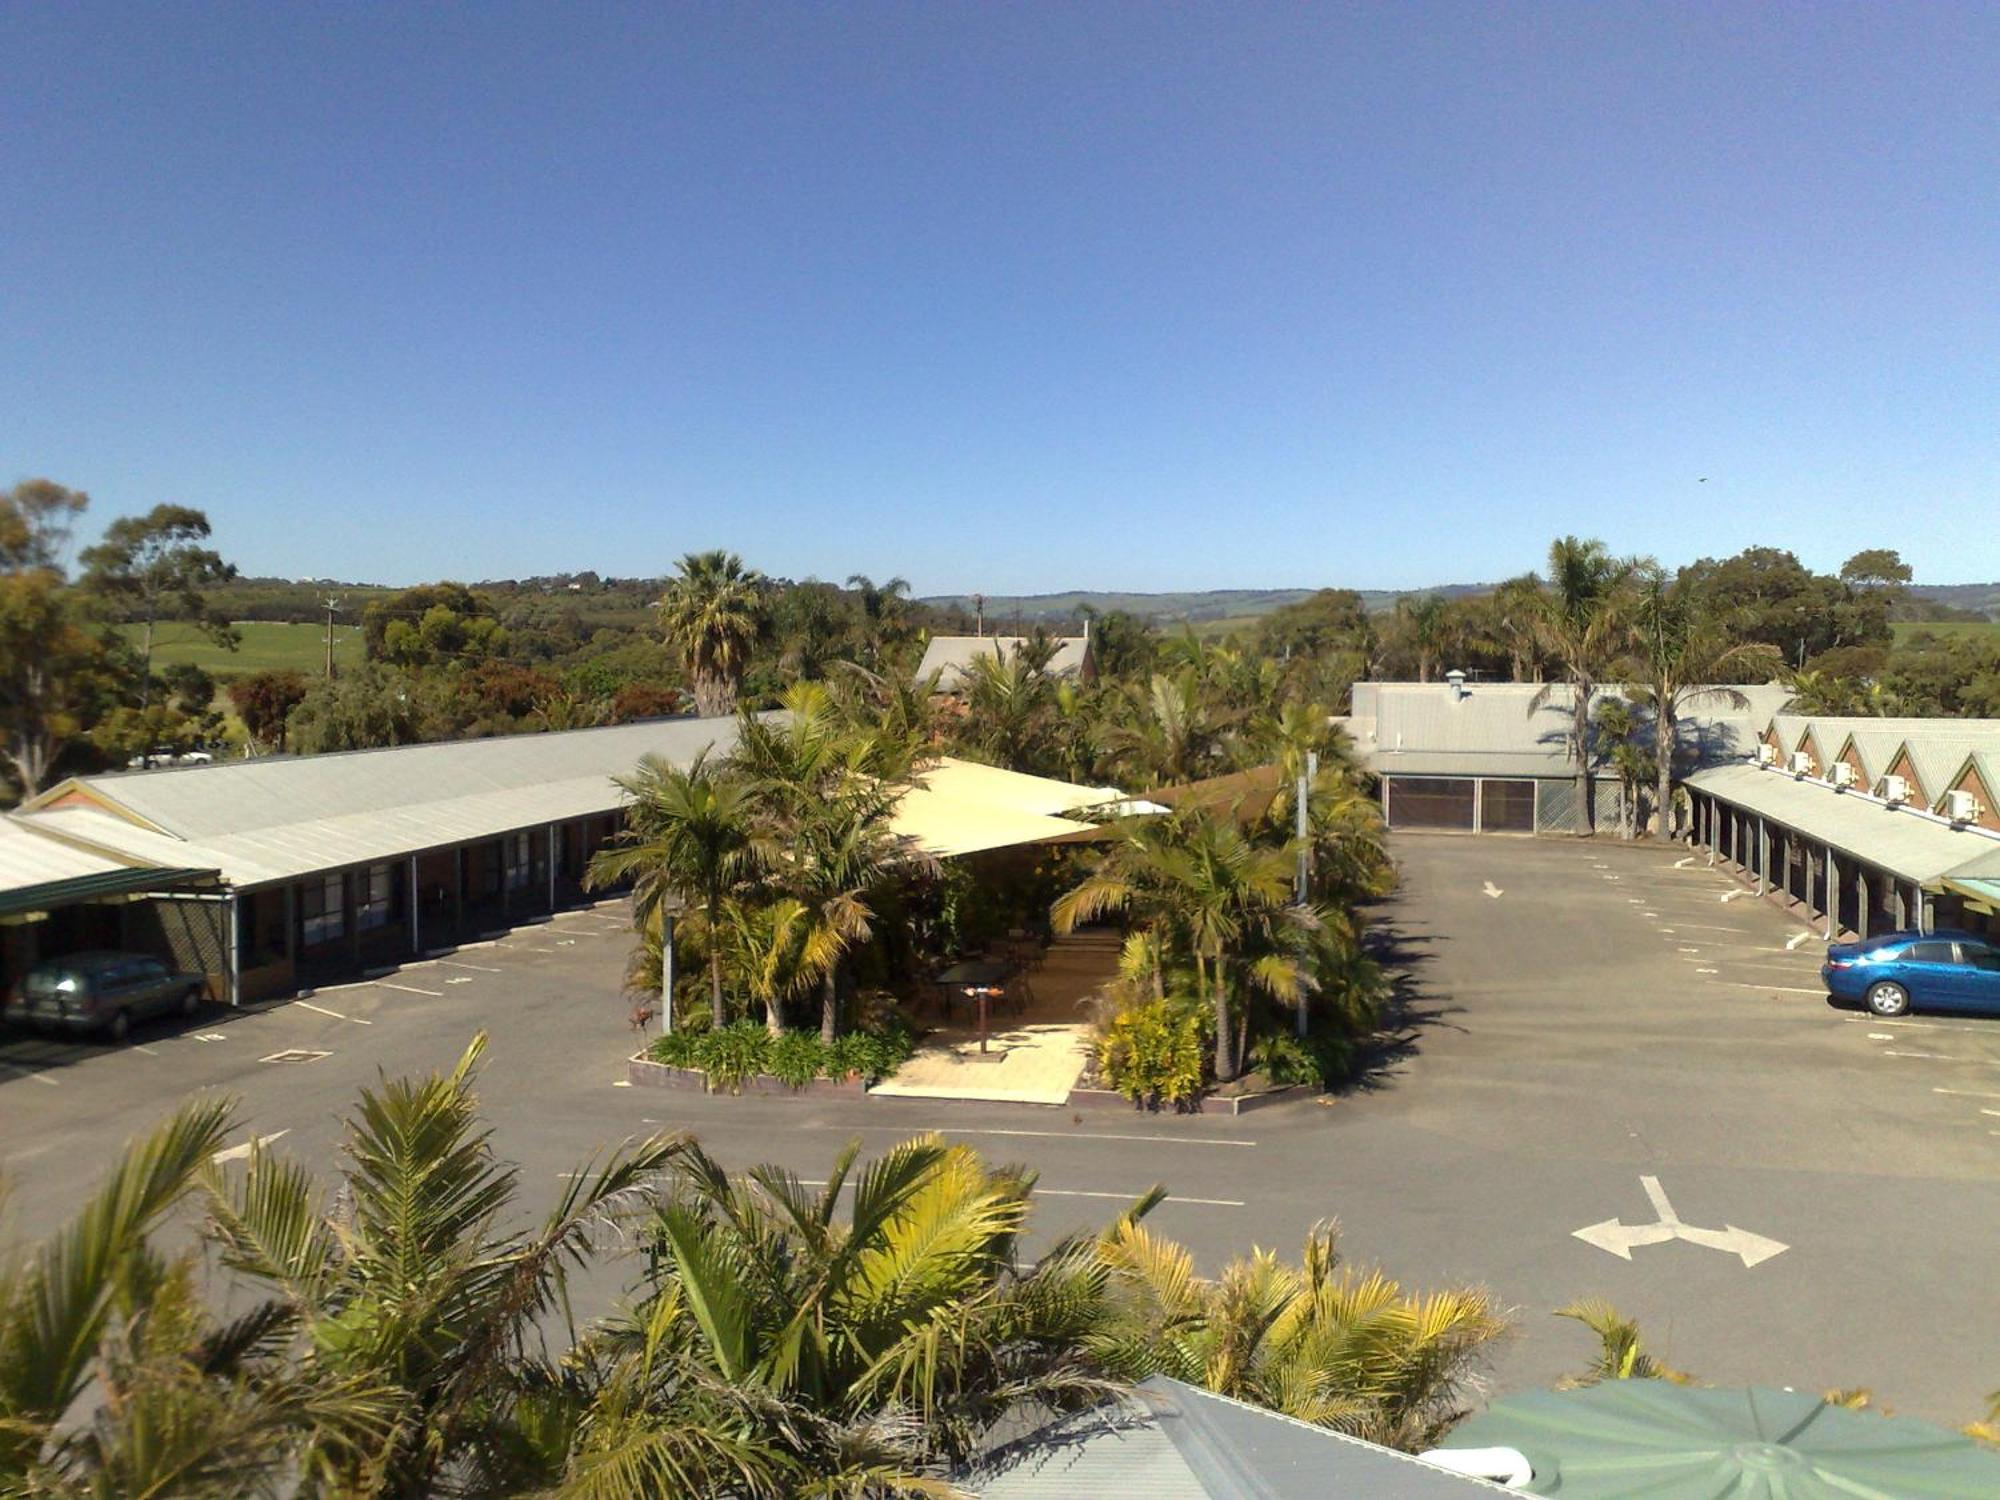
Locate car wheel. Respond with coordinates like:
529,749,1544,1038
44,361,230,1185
1865,981,1910,1018
105,1008,132,1043
180,985,202,1018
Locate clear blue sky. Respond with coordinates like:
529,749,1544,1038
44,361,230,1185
4,4,1995,593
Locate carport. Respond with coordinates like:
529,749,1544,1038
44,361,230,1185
0,820,222,1005
1684,762,2000,940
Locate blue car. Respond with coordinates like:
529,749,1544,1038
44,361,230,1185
1822,931,2000,1018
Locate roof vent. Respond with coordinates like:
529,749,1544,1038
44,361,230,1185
1444,669,1468,703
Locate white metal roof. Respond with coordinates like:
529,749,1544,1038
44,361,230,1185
0,817,154,888
1686,762,2000,884
916,635,1091,690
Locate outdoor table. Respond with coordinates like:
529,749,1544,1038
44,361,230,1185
933,960,1012,1054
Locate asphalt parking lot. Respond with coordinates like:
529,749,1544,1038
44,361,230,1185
4,835,1998,1422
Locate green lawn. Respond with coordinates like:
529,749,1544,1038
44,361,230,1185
120,620,364,676
1892,619,2000,645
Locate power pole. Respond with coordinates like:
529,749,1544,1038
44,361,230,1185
973,593,985,637
321,593,344,679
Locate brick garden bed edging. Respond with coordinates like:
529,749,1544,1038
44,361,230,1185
1065,1082,1309,1116
626,1053,870,1098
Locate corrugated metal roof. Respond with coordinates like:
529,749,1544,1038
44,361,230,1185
1686,762,2000,884
17,735,1132,887
39,716,750,841
1355,682,1775,778
969,1378,1510,1499
0,818,217,915
916,635,1090,690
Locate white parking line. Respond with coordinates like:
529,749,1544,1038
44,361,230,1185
1934,1087,2000,1100
794,1178,1243,1208
297,1001,372,1025
130,1043,160,1056
862,1124,1256,1149
438,960,501,973
376,981,444,998
1848,1017,2000,1035
1696,967,1720,974
1719,983,1826,995
1884,1050,1976,1062
0,1062,58,1087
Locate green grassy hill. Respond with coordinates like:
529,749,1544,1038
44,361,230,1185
121,620,363,676
1891,619,2000,645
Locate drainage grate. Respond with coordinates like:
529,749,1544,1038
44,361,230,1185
259,1049,331,1064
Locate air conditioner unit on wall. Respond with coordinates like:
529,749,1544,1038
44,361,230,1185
1944,789,1979,824
1789,752,1814,777
1881,774,1910,805
1756,743,1777,765
1829,762,1855,788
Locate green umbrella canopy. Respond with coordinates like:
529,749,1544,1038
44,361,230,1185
1436,1383,2000,1498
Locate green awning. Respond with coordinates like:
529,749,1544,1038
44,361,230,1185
1944,876,2000,915
1436,1383,2000,1497
0,866,219,921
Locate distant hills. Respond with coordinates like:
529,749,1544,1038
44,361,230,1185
919,582,1998,627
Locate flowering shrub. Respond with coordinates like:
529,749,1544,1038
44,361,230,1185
1096,998,1211,1109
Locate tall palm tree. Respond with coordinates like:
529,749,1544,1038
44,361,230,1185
657,550,766,717
732,683,926,1042
845,573,912,669
1392,594,1453,683
1531,537,1635,835
201,1036,687,1498
955,647,1059,775
1054,808,1311,1081
1626,567,1784,838
1096,1217,1505,1451
588,750,756,1029
1099,671,1234,789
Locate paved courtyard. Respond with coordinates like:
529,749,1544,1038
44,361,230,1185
4,835,1999,1422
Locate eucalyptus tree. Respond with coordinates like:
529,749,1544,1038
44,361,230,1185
1531,537,1636,835
657,550,766,717
1624,566,1783,838
79,503,237,705
588,750,756,1029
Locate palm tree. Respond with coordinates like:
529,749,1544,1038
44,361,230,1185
1097,1217,1505,1451
1553,1299,1694,1387
1392,595,1453,683
1592,696,1654,839
955,647,1060,775
657,550,766,717
845,573,912,669
1098,671,1234,789
201,1036,687,1497
1625,567,1784,838
1531,536,1635,835
732,683,926,1042
1054,807,1311,1081
585,1135,1124,1483
588,750,756,1029
713,895,841,1034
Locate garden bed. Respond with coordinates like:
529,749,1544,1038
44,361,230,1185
1066,1079,1310,1116
627,1053,870,1097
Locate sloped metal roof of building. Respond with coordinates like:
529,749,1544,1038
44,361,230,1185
916,635,1091,691
0,818,216,916
30,716,751,841
967,1378,1510,1499
1685,762,2000,884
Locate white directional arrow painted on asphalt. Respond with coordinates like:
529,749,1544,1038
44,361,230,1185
1573,1176,1788,1268
210,1130,289,1165
1482,881,1504,899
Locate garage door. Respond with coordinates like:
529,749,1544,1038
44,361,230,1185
1479,779,1536,833
1385,777,1476,830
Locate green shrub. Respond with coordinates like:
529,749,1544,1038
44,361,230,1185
765,1031,824,1089
647,1018,920,1089
1096,998,1210,1109
1249,1030,1356,1089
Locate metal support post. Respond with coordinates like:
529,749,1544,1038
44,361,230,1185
1824,848,1836,940
409,854,422,955
661,912,676,1035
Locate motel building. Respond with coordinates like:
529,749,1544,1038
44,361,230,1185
1342,675,2000,942
0,716,1139,1009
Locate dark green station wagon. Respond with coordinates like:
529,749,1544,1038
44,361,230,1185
4,951,210,1041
